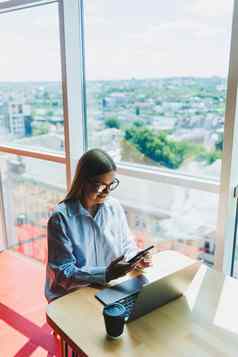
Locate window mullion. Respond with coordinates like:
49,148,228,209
59,0,86,190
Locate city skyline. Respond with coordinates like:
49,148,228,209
0,76,225,179
0,75,227,84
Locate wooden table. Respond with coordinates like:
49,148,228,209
46,251,238,357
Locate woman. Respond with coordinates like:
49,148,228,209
45,148,151,302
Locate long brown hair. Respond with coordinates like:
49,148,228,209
63,148,117,201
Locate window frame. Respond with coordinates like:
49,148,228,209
0,0,56,14
0,0,237,276
215,0,238,275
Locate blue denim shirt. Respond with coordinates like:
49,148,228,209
45,197,138,302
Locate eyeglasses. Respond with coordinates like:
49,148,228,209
89,178,120,194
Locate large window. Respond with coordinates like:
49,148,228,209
0,153,66,262
0,0,238,276
112,174,218,266
82,0,234,266
0,2,64,154
84,0,233,181
0,0,66,263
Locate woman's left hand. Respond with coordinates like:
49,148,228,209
134,252,153,270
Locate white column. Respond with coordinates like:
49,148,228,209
215,0,238,274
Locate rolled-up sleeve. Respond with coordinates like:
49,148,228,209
46,213,106,299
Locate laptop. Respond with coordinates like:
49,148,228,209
95,255,200,322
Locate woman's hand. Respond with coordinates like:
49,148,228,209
134,252,153,270
105,255,133,282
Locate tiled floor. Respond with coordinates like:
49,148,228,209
0,250,57,357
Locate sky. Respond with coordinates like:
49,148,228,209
0,0,234,81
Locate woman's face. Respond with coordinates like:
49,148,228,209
84,171,118,206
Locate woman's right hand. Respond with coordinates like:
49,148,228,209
105,255,133,283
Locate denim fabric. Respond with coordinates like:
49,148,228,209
45,197,138,302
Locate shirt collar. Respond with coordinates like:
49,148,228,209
66,199,105,217
66,200,87,217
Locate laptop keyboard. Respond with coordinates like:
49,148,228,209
117,293,138,317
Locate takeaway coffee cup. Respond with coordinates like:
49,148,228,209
103,303,126,339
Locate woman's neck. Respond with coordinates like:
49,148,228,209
80,196,98,215
88,205,98,217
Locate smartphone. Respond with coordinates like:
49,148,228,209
127,245,154,265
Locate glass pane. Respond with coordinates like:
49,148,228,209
0,3,64,153
0,153,66,262
84,0,233,180
112,174,218,266
232,204,238,278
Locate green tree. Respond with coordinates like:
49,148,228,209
215,134,223,151
105,117,120,129
133,120,144,128
124,126,191,169
200,150,221,165
33,123,49,136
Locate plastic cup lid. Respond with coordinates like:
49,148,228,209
103,303,126,317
